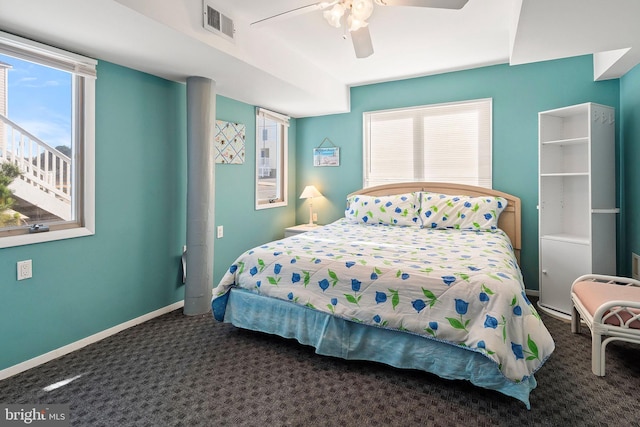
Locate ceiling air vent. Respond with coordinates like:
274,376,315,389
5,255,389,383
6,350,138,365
203,1,235,41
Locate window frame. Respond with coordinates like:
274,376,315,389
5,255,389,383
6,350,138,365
0,31,95,248
363,98,492,189
255,107,289,210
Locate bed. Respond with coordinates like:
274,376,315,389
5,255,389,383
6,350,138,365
211,182,555,408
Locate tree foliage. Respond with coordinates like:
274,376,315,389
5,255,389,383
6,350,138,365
0,162,22,226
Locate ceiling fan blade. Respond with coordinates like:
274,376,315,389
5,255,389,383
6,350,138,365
351,26,374,58
374,0,468,9
251,1,337,28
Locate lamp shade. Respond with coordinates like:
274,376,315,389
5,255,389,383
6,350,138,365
299,185,323,199
323,3,345,28
351,0,373,21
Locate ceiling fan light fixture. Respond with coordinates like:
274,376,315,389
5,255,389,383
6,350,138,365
323,0,374,32
255,0,469,60
323,3,345,27
347,15,368,32
351,0,374,21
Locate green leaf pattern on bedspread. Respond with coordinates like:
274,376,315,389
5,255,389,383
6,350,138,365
213,218,555,383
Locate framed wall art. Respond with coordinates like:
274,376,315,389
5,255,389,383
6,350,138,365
214,120,245,164
313,137,340,167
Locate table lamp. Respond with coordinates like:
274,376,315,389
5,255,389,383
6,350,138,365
299,185,323,225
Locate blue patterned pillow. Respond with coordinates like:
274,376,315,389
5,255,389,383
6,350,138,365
345,193,421,226
419,192,507,231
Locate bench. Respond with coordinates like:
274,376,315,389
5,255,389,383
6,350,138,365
571,274,640,376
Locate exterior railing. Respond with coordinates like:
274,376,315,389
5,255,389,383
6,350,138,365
0,113,72,206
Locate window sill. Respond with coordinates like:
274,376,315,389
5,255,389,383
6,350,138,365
255,201,287,210
0,227,95,249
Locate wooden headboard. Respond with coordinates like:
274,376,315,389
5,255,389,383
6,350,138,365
348,182,522,263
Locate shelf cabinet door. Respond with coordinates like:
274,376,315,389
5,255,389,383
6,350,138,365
539,239,591,315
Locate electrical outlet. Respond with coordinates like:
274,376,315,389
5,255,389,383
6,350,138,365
17,260,32,281
633,253,640,280
217,225,224,239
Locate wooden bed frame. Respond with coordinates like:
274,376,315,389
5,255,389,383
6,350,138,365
348,182,522,263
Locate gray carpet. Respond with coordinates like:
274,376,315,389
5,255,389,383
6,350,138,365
1,300,639,426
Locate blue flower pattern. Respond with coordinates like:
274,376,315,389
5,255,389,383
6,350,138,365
375,291,387,304
213,217,554,383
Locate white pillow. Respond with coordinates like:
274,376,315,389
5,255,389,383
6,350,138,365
420,192,507,231
345,192,421,227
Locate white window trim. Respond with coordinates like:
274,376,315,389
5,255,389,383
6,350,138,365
255,107,289,210
0,32,96,248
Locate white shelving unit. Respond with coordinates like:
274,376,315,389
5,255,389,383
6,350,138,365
538,103,618,318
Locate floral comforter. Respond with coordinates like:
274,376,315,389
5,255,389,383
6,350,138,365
213,218,554,382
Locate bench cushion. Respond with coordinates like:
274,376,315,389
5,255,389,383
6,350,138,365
573,281,640,328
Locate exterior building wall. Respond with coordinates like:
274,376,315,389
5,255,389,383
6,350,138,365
0,62,9,115
0,63,9,156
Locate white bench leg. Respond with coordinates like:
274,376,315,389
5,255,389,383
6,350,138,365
591,332,604,376
571,305,580,334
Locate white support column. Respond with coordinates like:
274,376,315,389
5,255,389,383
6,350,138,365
184,76,215,315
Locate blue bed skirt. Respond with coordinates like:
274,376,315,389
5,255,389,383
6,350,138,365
212,288,536,408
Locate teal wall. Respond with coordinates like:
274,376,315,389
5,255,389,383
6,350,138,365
296,56,620,291
0,61,296,371
213,98,297,284
621,63,640,272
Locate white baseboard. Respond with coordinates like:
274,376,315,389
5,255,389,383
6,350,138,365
0,300,185,381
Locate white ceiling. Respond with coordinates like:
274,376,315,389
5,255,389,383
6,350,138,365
0,0,638,117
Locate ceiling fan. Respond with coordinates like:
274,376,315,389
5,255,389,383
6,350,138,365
251,0,469,59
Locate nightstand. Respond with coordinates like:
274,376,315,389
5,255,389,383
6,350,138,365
284,224,321,238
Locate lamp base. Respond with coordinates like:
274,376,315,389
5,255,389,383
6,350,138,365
308,204,314,225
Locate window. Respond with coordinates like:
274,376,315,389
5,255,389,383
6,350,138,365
0,31,96,248
255,108,289,209
363,98,492,188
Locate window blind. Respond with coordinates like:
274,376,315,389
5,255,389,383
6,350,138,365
363,98,492,188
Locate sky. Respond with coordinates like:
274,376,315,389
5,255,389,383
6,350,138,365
0,53,72,149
